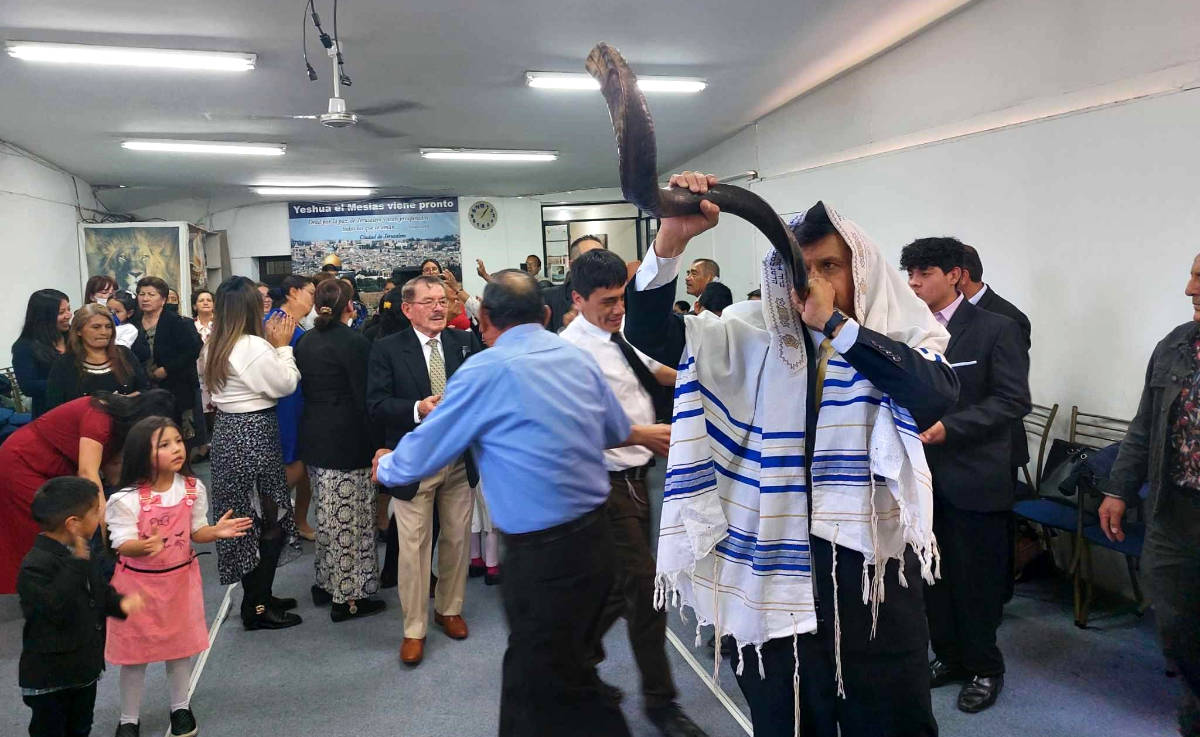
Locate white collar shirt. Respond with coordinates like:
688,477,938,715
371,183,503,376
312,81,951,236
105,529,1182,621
560,314,661,470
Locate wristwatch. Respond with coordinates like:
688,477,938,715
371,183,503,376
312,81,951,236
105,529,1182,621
822,309,848,338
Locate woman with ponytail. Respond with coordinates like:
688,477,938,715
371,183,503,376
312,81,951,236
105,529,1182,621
294,279,385,620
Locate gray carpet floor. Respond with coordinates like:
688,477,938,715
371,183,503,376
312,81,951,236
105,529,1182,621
0,463,1181,736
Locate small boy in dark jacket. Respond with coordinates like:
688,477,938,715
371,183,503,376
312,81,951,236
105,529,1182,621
17,477,143,737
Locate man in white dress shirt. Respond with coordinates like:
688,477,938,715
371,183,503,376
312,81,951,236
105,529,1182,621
559,249,707,737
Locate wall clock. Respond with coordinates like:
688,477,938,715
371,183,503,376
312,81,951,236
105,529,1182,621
468,200,498,230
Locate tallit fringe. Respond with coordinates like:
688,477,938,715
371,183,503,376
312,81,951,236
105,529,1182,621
896,495,941,584
830,525,846,699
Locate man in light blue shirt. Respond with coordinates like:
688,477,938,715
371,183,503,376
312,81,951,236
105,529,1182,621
374,270,669,737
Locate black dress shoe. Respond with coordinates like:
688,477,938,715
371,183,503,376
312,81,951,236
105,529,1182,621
929,658,968,688
269,595,298,611
646,703,710,737
311,584,333,606
243,606,303,630
169,708,198,737
114,723,140,737
469,561,486,578
331,598,387,622
957,675,1003,713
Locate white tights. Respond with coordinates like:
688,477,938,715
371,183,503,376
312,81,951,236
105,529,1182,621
119,658,192,724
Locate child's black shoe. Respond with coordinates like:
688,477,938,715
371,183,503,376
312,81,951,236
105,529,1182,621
170,707,198,737
114,723,140,737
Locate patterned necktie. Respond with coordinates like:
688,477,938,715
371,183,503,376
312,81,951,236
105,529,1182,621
813,337,836,409
427,338,446,394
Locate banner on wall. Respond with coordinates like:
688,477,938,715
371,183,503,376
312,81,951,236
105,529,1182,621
288,197,460,290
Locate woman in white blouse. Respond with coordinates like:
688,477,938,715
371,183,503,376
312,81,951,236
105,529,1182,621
205,276,304,630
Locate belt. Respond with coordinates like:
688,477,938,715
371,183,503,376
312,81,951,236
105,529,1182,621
502,504,605,548
609,463,652,481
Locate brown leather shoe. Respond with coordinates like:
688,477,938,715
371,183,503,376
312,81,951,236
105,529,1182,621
400,637,425,666
434,613,469,640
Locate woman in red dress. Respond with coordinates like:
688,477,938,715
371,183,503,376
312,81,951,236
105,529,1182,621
0,389,174,593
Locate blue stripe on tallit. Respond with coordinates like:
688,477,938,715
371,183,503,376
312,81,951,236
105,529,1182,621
706,421,761,463
714,542,811,573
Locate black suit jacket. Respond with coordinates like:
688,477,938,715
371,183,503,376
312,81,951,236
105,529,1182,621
973,286,1032,467
295,323,375,470
975,286,1031,349
923,300,1031,512
541,278,573,333
17,535,127,690
136,310,202,417
366,326,483,498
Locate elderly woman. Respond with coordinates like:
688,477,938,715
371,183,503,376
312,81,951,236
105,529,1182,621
44,304,148,410
11,289,71,417
132,277,202,434
0,389,174,592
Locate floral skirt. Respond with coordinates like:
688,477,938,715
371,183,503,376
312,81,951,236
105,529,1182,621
210,409,300,584
311,465,380,603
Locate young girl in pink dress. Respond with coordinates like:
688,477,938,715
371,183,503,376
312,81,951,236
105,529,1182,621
105,416,251,737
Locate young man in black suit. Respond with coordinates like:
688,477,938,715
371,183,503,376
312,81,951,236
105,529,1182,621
902,238,1031,714
366,275,483,667
18,477,143,737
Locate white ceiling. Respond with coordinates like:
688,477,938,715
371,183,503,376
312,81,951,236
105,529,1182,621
0,0,964,214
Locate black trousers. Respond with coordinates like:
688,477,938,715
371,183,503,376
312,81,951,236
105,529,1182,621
924,500,1010,676
499,507,631,737
592,475,676,708
731,537,938,737
23,682,97,737
1143,518,1200,735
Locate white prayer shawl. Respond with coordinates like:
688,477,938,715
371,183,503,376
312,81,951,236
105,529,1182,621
655,205,949,688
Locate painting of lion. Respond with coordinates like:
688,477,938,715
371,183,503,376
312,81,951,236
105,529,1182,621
83,226,180,296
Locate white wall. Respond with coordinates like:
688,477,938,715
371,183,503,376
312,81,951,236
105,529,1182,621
674,0,1200,423
0,145,106,366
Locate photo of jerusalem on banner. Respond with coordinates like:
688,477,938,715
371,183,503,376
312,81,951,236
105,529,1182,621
289,196,461,308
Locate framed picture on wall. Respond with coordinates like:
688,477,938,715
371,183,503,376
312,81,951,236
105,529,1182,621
79,222,198,314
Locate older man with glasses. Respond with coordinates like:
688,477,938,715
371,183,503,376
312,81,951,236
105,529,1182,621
366,275,484,667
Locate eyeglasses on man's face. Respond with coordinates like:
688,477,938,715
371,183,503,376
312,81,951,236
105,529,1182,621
407,298,449,309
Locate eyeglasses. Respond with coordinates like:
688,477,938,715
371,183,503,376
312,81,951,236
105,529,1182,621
407,298,449,308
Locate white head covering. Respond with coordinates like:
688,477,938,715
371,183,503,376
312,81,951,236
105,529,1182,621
656,203,948,692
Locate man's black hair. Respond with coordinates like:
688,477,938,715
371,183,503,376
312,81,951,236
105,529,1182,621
482,270,546,329
790,201,838,247
746,288,761,299
698,282,734,315
691,258,720,278
960,244,984,283
675,300,692,312
899,237,966,274
569,249,627,300
31,477,98,531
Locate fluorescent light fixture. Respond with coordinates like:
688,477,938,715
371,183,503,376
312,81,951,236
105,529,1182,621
6,41,256,71
253,187,373,197
526,71,706,93
420,148,558,162
122,140,285,156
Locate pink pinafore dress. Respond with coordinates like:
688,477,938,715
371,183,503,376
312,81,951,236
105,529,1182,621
106,478,209,665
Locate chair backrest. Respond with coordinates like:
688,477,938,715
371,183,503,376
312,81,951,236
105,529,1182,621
0,367,25,414
1069,406,1131,449
1023,402,1059,486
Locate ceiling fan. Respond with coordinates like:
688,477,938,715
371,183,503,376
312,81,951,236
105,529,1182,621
204,41,422,139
